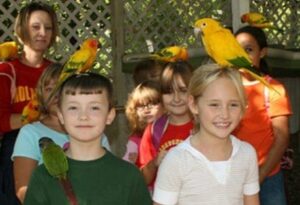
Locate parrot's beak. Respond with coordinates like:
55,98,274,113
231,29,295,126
194,27,203,37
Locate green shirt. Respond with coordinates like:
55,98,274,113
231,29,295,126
24,151,152,205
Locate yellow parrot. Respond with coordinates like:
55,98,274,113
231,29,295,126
194,18,274,90
241,12,282,32
194,18,257,72
47,38,99,102
150,46,189,62
21,98,40,125
0,41,18,61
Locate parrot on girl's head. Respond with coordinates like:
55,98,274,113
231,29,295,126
0,41,18,61
39,137,78,205
194,18,275,91
47,38,100,102
241,12,283,32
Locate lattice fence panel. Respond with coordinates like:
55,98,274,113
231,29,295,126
124,0,232,54
0,0,112,75
1,0,300,73
250,0,300,50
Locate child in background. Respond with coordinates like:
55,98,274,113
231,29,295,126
138,61,194,186
12,64,110,203
123,80,164,164
24,73,152,205
234,26,292,205
153,64,259,205
133,59,164,86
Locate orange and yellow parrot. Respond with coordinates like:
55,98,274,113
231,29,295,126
0,41,18,61
47,38,99,102
241,12,282,32
150,46,189,62
123,45,188,63
194,18,274,90
21,98,40,125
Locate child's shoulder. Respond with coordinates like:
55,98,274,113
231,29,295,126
105,151,140,170
231,135,256,155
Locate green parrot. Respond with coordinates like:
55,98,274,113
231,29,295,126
39,137,78,205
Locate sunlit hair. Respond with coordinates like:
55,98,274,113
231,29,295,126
160,61,193,94
36,63,63,115
58,73,114,109
14,2,59,47
125,80,162,134
188,64,247,133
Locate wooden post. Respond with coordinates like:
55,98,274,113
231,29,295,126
231,0,250,32
109,0,129,157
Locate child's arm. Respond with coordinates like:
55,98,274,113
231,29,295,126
13,157,38,203
259,116,289,183
141,149,167,184
244,193,260,205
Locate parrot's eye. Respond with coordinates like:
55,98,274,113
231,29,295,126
202,23,207,27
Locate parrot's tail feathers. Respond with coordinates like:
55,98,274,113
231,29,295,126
60,178,78,205
241,68,280,94
228,57,262,76
228,57,264,77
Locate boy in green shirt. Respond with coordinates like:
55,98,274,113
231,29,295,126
24,73,152,205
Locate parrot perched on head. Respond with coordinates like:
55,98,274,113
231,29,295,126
150,45,189,62
39,137,78,205
0,41,18,61
47,38,100,102
194,18,275,90
21,98,40,125
123,45,188,63
241,12,283,32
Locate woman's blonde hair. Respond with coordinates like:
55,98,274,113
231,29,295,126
125,80,161,134
188,64,247,133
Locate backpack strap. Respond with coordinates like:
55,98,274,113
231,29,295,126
151,114,168,150
0,62,16,103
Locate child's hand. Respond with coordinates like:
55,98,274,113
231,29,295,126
154,150,168,167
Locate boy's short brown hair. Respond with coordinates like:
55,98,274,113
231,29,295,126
58,72,114,109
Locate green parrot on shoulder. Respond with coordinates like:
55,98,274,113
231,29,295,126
39,137,78,205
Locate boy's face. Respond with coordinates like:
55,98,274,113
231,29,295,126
57,90,115,144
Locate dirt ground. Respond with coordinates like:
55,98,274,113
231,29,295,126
285,132,300,205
